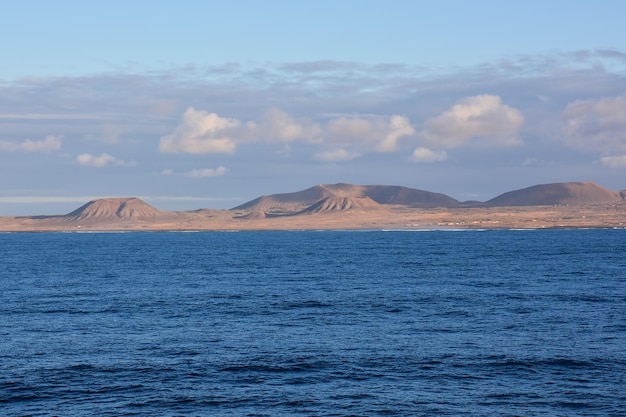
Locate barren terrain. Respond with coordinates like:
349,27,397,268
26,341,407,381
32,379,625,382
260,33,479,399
1,204,625,232
1,182,624,231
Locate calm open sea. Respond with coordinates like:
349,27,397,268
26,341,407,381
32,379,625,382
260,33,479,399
1,229,625,416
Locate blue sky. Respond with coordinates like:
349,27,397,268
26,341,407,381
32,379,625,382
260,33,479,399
2,1,626,214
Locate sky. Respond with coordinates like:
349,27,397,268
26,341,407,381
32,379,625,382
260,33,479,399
2,1,626,215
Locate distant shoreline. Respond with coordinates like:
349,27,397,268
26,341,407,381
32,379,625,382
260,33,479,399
1,181,624,232
2,227,625,234
2,204,624,232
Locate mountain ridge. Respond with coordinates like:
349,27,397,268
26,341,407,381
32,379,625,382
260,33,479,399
1,181,624,231
231,181,623,215
3,181,624,224
485,182,622,207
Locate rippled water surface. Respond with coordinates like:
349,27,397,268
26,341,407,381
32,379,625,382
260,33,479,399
1,230,625,416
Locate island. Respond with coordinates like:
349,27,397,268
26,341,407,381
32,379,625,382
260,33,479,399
1,182,624,231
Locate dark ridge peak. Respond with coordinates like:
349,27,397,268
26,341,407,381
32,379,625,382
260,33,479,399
362,185,461,208
486,182,621,206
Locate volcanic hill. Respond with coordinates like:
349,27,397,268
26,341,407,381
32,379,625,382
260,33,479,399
64,197,165,221
1,181,624,231
485,182,623,206
231,183,461,215
231,181,623,216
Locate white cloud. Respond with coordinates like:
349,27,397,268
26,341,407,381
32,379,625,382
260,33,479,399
420,95,524,148
76,153,132,167
254,107,320,143
410,147,448,163
160,107,414,160
325,114,415,152
561,93,626,154
599,154,626,168
159,107,320,155
158,107,240,154
160,166,229,177
185,166,228,178
313,148,361,162
377,115,416,152
0,134,62,152
326,117,375,140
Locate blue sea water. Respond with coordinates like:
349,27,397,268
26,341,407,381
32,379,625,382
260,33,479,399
1,229,625,416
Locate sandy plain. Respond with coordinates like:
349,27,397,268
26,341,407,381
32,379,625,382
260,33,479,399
1,203,625,232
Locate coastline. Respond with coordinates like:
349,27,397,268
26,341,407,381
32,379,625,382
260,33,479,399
1,204,624,232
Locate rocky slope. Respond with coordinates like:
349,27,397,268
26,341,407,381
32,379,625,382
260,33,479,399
64,198,165,221
485,182,622,206
1,181,624,232
231,181,623,215
232,183,462,215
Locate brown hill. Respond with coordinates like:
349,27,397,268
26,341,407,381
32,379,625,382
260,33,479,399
362,185,461,208
231,183,461,214
486,182,623,206
231,184,334,214
2,181,625,231
300,195,384,214
64,198,164,221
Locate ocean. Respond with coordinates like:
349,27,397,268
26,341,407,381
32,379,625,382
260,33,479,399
1,229,625,416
